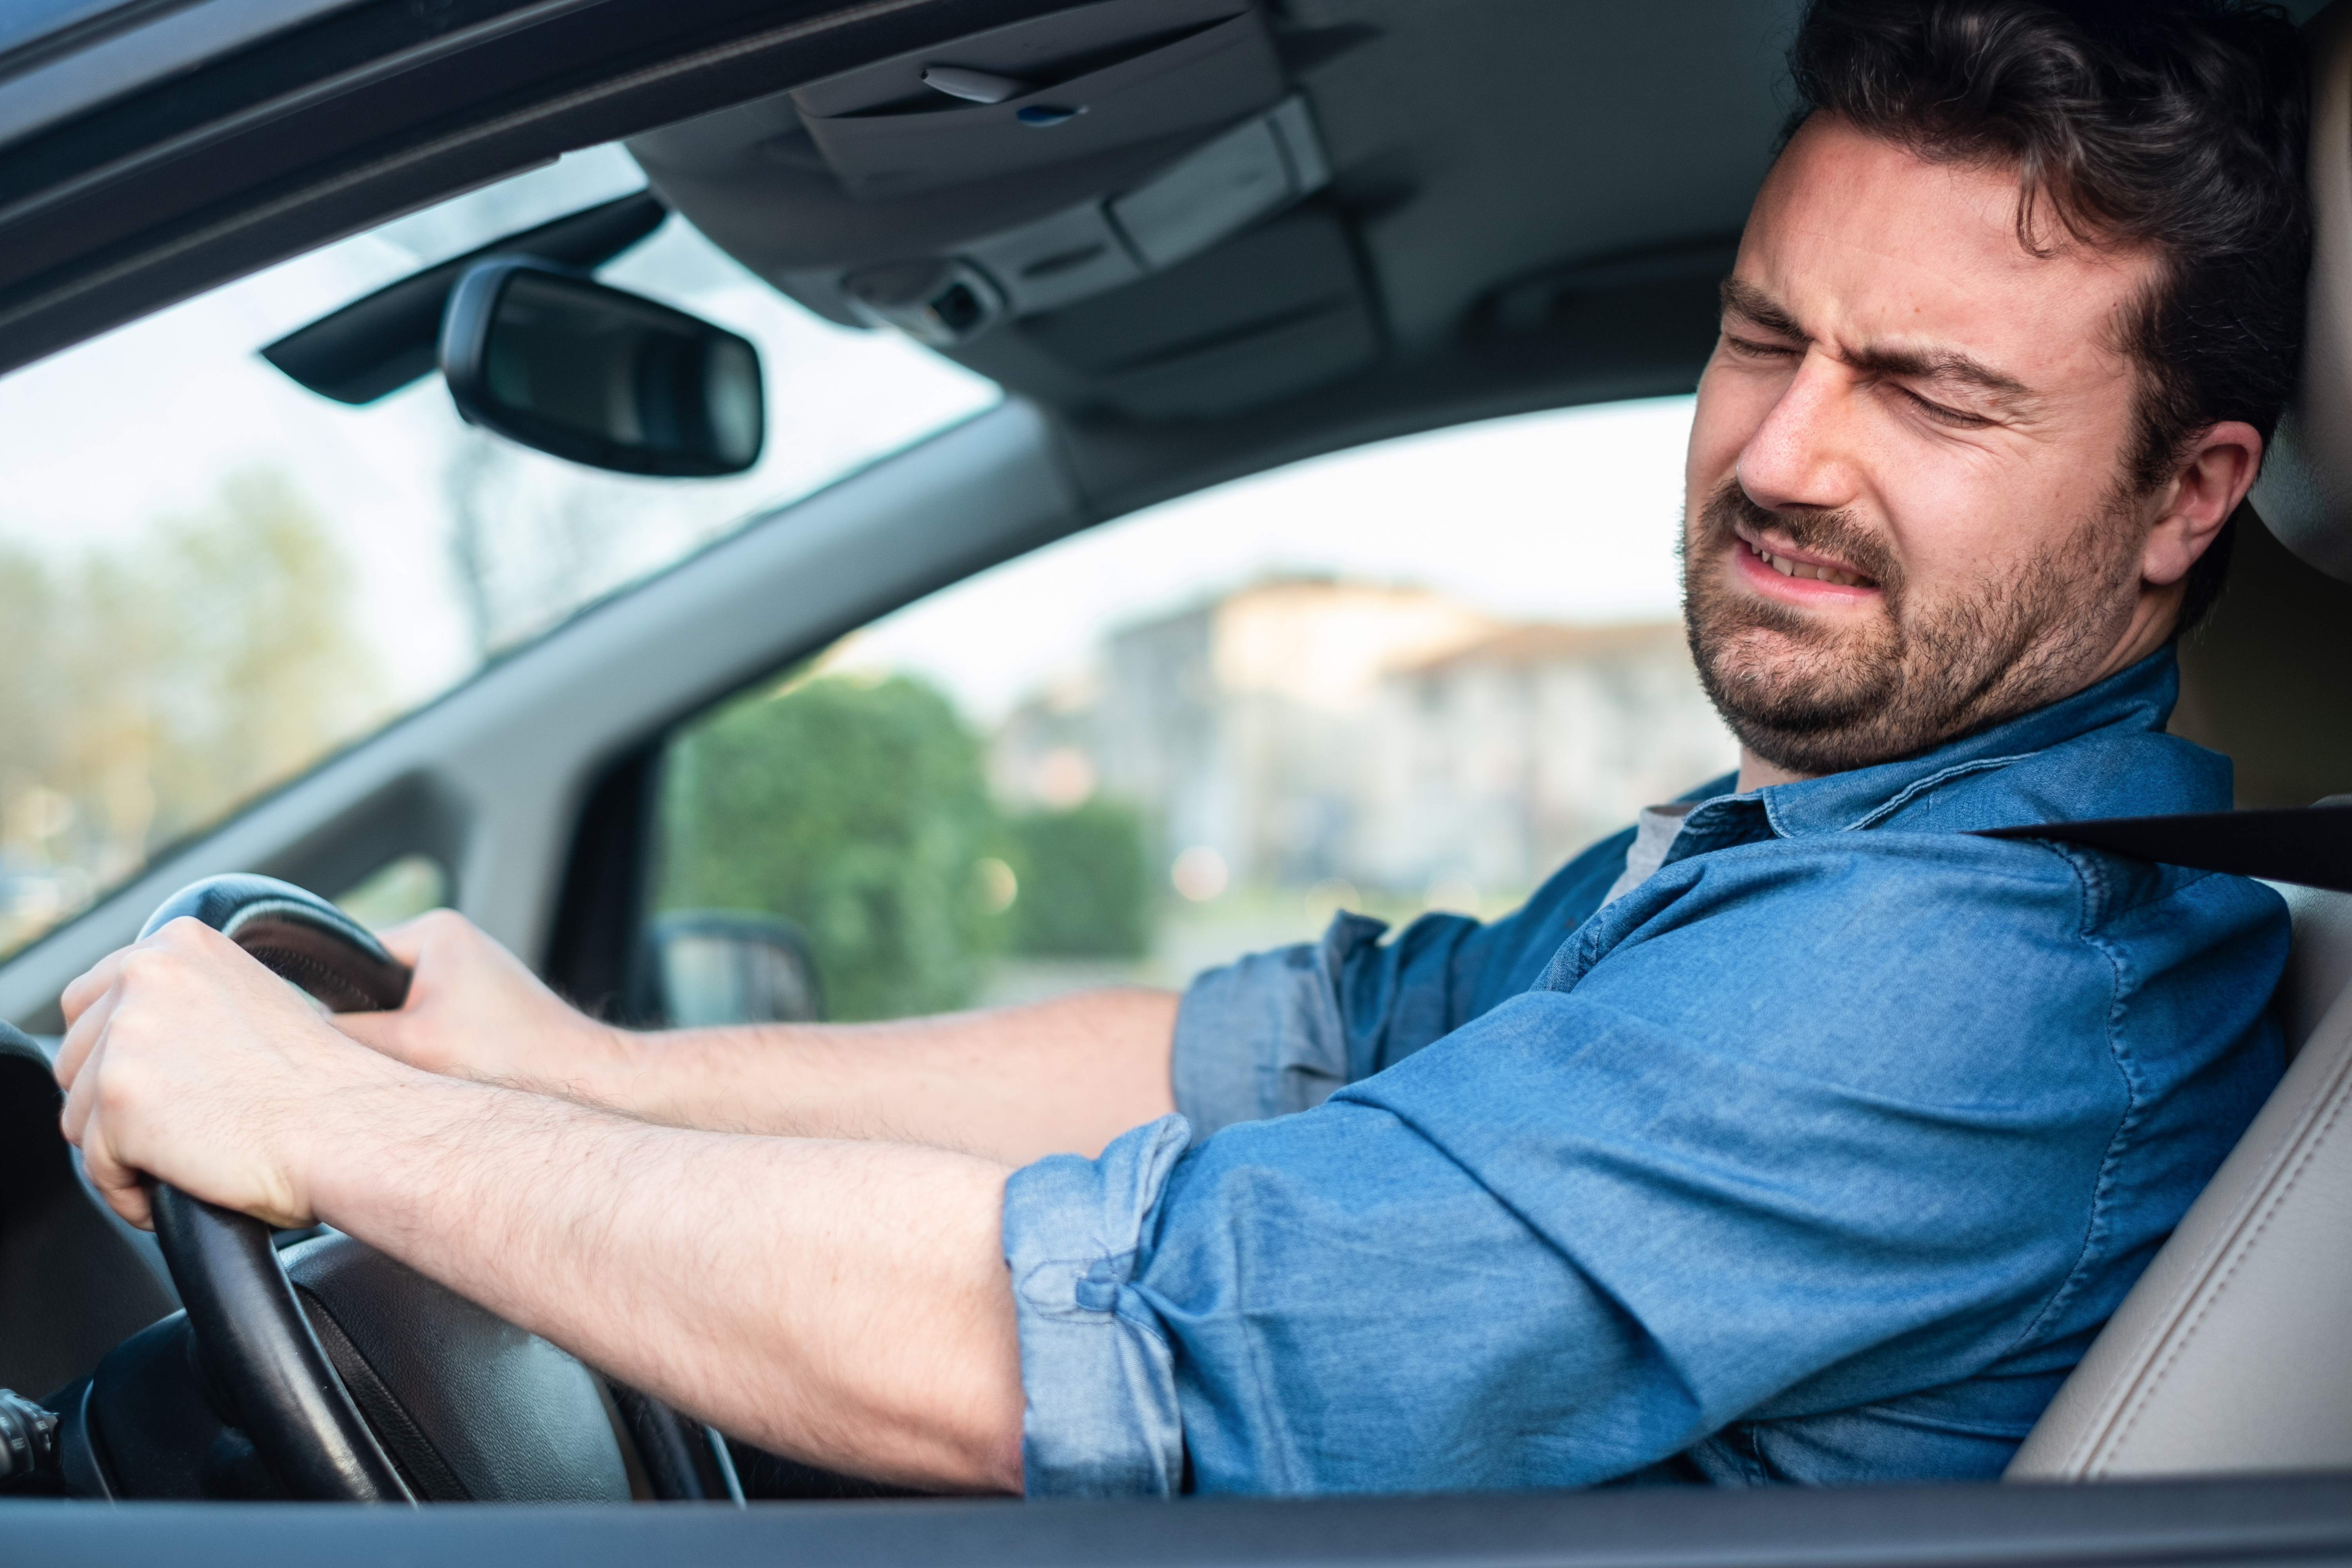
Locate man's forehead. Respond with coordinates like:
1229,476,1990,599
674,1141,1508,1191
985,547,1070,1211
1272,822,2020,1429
1733,116,2153,385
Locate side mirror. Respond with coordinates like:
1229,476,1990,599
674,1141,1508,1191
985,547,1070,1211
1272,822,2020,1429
439,258,764,477
644,910,824,1027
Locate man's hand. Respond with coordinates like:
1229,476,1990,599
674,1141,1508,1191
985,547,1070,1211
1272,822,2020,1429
51,913,1027,1490
55,918,402,1230
332,909,636,1101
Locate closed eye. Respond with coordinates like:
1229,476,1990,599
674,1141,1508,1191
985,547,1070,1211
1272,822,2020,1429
1722,331,1802,360
1895,384,1993,429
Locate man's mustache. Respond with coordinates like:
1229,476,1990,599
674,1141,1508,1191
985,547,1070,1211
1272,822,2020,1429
1699,481,1902,597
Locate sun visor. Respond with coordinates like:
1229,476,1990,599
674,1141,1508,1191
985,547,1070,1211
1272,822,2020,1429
625,0,1327,342
2249,0,2352,583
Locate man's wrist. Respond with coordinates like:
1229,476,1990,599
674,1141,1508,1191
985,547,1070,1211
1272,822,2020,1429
548,1016,659,1110
288,1044,440,1227
300,1051,564,1235
565,1021,796,1128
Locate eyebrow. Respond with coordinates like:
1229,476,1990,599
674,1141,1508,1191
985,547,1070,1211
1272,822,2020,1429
1717,276,2042,416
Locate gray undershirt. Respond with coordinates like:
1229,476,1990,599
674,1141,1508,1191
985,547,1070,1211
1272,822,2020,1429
1600,801,1698,908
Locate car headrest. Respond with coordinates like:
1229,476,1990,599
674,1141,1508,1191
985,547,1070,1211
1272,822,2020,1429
2249,0,2352,584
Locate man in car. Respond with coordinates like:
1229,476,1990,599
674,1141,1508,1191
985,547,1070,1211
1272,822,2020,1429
54,0,2307,1495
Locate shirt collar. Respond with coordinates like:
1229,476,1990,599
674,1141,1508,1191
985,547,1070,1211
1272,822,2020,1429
1668,648,2179,853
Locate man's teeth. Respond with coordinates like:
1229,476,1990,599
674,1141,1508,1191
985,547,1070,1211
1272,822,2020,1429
1746,538,1869,588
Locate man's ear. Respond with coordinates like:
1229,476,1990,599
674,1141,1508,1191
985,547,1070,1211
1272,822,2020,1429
2144,420,2264,587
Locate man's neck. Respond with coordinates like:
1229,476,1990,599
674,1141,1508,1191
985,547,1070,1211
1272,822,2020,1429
1736,748,1812,795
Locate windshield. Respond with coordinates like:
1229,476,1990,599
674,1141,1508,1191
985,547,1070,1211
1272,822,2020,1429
0,146,998,960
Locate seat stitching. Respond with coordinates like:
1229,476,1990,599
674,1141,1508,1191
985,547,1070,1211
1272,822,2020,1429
2092,1055,2352,1474
2092,1060,2352,1467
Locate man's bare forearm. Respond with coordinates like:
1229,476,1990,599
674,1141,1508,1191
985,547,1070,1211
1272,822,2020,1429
569,987,1181,1164
332,916,1180,1164
307,1065,1025,1492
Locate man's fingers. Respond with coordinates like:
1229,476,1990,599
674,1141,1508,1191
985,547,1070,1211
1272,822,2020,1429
78,1112,155,1230
53,977,120,1091
330,912,460,1044
60,1074,91,1149
61,947,129,1027
372,907,472,971
59,1011,118,1150
371,918,430,969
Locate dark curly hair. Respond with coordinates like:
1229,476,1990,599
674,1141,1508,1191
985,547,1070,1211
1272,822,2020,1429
1784,0,2311,635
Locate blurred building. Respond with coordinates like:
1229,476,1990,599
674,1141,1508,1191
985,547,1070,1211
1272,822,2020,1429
1359,623,1737,895
992,577,1734,900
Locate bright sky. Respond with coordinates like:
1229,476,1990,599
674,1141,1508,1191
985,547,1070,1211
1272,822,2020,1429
844,396,1699,721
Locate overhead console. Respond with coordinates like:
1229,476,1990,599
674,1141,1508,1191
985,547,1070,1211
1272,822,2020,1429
629,0,1374,421
837,97,1327,337
791,2,1293,202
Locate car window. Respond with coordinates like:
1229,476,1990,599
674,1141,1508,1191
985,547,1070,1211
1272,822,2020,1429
644,398,1735,1025
0,146,998,961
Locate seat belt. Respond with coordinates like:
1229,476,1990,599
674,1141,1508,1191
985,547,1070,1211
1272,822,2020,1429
1977,799,2352,893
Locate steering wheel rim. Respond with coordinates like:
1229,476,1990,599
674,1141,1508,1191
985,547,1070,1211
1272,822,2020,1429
138,874,416,1503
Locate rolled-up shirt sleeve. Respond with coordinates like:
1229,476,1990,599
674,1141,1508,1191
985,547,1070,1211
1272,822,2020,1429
1004,1080,1704,1497
1169,912,1387,1138
1170,829,1637,1142
1000,1114,1194,1497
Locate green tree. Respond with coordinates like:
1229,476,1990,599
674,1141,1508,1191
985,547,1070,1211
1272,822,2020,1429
0,470,387,954
135,470,387,845
656,672,1008,1021
1005,800,1153,958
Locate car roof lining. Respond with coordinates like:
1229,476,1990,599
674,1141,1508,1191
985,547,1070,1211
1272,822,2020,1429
629,0,1795,428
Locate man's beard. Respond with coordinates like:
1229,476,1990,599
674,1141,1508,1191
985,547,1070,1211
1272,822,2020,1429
1681,479,2143,777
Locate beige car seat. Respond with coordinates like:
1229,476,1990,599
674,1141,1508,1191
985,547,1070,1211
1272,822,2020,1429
2005,0,2352,1483
2006,882,2352,1478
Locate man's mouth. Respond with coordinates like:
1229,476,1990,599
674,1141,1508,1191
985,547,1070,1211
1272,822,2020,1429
1732,524,1878,590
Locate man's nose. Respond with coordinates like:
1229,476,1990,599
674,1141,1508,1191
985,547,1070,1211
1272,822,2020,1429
1736,348,1863,515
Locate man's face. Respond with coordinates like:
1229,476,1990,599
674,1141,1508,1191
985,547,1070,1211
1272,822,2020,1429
1684,114,2167,777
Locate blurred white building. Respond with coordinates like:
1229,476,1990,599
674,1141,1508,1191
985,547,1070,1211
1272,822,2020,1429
992,577,1735,900
1360,623,1737,895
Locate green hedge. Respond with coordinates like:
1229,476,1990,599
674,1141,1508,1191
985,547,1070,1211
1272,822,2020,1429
657,673,1005,1021
1004,800,1153,959
656,671,1157,1020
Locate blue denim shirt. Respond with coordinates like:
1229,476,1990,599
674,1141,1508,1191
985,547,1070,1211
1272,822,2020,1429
1000,652,2287,1497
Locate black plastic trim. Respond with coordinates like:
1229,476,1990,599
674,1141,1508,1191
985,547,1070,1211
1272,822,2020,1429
543,743,661,1023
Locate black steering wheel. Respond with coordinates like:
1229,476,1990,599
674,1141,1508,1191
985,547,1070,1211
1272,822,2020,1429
131,875,735,1503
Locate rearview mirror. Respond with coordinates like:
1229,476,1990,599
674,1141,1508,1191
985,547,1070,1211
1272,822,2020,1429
439,259,764,477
